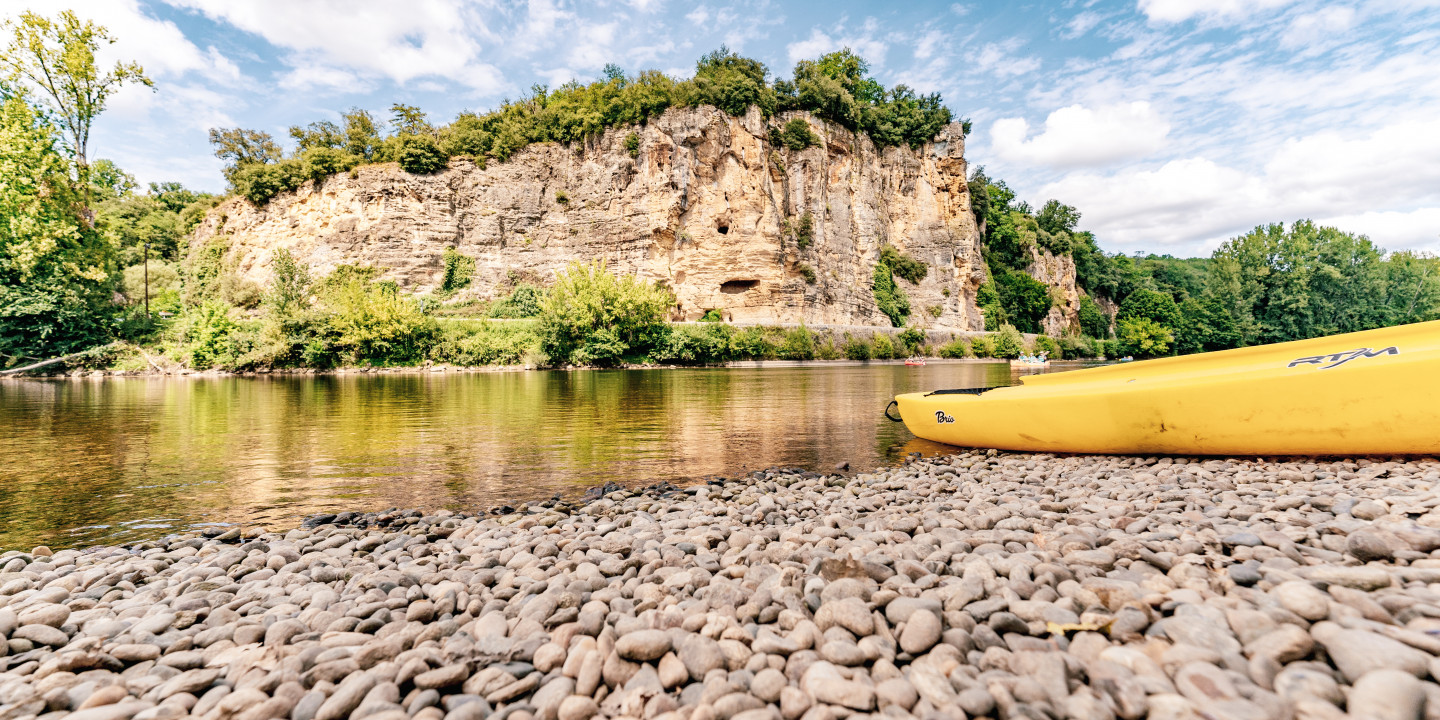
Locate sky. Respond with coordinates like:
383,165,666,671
2,0,1438,258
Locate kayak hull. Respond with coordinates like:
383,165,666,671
895,321,1440,456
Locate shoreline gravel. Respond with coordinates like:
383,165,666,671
4,451,1440,720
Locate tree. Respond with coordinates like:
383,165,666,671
1117,317,1172,357
1036,200,1080,236
289,120,344,150
538,261,674,366
995,270,1051,334
209,127,283,185
1,10,151,199
341,108,382,159
390,103,432,136
1208,220,1415,346
1078,295,1110,338
0,92,111,361
1117,287,1181,328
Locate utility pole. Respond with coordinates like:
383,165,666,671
144,242,150,318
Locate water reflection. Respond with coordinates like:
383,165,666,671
0,361,1085,549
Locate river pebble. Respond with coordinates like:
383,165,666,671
3,452,1440,720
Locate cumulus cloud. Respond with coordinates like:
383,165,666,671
1034,118,1440,252
162,0,505,93
1318,208,1440,253
989,102,1171,168
5,0,240,83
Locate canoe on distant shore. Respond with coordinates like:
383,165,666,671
890,320,1440,455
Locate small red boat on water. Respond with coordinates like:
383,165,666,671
904,358,926,366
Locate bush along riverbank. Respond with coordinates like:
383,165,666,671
4,452,1440,719
12,260,1109,378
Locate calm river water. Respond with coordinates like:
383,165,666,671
0,361,1090,550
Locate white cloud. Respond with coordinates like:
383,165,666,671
1034,118,1440,251
685,6,709,25
1137,0,1297,24
163,0,504,92
1063,11,1104,39
989,102,1171,168
279,65,369,93
1318,208,1440,252
785,27,888,67
4,0,240,83
969,39,1041,77
565,22,618,71
1281,6,1357,49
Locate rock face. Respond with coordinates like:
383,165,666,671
1026,248,1080,336
188,106,990,330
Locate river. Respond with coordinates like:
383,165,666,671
0,361,1092,550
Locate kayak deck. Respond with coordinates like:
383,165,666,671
894,320,1440,455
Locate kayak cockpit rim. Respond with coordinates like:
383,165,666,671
923,387,998,396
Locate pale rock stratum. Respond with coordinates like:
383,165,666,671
189,106,1070,332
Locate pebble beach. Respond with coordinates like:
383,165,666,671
4,451,1440,720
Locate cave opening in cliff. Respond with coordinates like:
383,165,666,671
717,224,729,234
721,280,759,294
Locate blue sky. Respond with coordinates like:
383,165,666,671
4,0,1439,257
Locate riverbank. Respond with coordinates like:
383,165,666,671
2,319,1104,379
5,357,1090,380
4,452,1440,720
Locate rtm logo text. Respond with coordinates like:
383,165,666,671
935,411,955,424
1287,346,1398,370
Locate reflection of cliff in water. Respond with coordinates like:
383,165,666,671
0,361,1042,549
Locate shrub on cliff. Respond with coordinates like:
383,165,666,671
302,147,359,185
538,261,673,366
880,246,926,284
780,118,820,151
232,159,305,206
216,48,964,209
872,262,910,327
393,135,448,175
440,247,475,294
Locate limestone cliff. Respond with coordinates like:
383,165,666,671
189,106,989,330
1026,248,1081,336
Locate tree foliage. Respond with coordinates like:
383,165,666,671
0,91,112,361
213,47,963,209
538,261,674,366
994,270,1051,334
1,10,151,196
872,260,910,327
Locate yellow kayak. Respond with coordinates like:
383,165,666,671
892,320,1440,455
